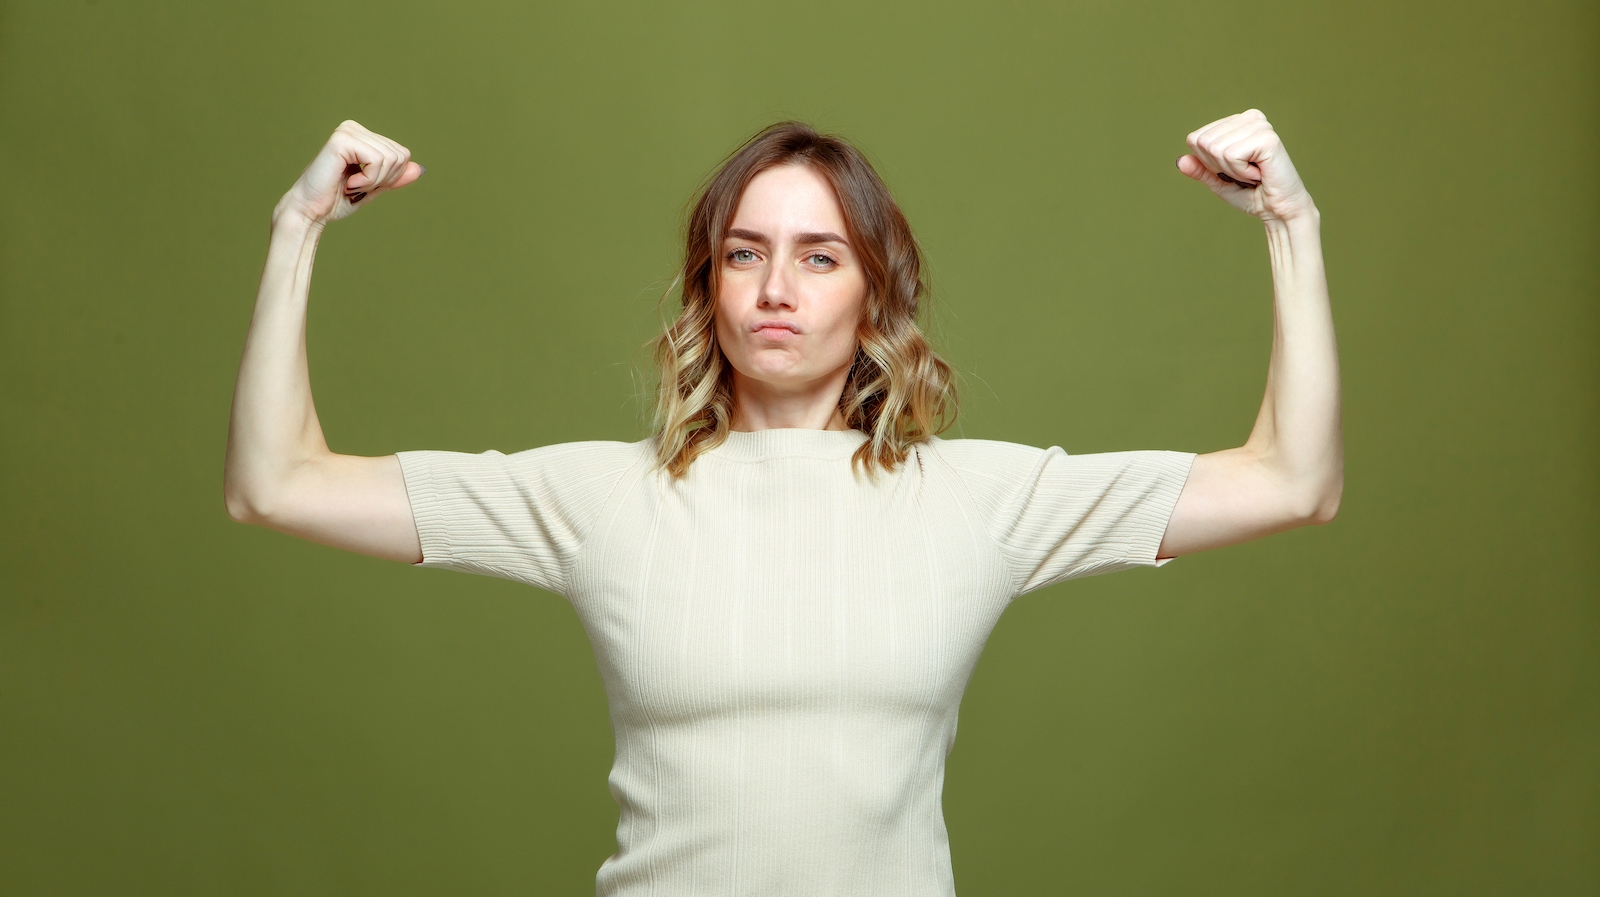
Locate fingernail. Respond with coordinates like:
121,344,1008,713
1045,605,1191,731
349,192,367,203
418,164,427,176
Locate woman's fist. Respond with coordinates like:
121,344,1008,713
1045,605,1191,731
273,120,424,227
1176,110,1315,222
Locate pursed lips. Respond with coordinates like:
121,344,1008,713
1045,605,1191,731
751,320,802,338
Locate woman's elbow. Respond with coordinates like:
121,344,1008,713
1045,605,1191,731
1297,476,1343,526
223,476,279,526
224,452,327,527
1307,492,1340,525
224,488,263,525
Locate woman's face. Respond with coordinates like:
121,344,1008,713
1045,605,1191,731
715,164,867,399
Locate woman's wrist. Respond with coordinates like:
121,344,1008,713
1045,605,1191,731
1260,192,1321,229
270,194,327,234
1263,203,1327,289
262,201,326,286
1262,202,1321,238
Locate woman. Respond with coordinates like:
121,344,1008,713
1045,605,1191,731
225,113,1340,895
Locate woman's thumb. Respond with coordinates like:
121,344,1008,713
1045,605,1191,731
393,161,426,190
1175,154,1214,184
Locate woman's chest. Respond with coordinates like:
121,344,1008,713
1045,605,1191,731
565,466,1011,720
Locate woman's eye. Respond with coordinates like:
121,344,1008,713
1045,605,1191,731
807,253,836,268
729,248,757,263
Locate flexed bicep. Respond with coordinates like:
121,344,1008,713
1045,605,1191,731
239,453,422,564
1157,447,1335,558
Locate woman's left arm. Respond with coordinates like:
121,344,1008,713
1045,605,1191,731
1157,109,1343,558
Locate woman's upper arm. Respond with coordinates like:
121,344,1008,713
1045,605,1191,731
1156,446,1336,559
243,452,422,564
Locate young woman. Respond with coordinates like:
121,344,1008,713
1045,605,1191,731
225,113,1340,896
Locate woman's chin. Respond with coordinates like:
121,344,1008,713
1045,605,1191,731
743,370,807,390
735,351,800,379
730,345,854,393
737,362,818,391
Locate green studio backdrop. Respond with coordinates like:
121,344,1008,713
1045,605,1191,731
2,1,1595,894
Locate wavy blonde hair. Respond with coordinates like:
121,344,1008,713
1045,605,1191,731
652,121,957,477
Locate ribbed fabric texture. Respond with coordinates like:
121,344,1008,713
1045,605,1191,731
397,431,1193,897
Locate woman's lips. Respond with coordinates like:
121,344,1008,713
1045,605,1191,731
752,320,800,339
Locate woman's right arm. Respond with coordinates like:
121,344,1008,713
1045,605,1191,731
223,121,425,563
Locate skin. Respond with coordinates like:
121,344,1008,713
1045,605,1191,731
224,110,1340,565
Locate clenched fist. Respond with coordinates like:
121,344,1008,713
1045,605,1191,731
273,120,425,227
1177,110,1316,223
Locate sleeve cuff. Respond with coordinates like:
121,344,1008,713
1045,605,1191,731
395,451,456,568
1128,451,1197,568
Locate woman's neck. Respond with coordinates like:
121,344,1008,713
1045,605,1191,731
728,369,852,431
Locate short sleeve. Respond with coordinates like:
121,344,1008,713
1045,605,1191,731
934,439,1195,597
395,440,646,595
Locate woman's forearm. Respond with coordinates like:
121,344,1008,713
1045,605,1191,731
1243,208,1343,521
223,211,331,522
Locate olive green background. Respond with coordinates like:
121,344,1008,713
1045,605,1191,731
2,0,1595,894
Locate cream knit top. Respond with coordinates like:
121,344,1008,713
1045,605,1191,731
397,430,1193,897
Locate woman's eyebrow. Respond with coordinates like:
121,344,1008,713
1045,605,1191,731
724,228,849,247
795,231,848,246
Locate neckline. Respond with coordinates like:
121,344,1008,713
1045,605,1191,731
711,428,869,461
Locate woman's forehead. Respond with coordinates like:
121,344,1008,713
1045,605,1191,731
729,164,846,239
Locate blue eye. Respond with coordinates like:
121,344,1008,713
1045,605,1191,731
808,253,835,268
729,248,757,263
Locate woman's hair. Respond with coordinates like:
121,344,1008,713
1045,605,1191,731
651,121,957,477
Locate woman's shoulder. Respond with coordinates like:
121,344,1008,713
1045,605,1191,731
503,438,652,462
918,437,1062,507
922,435,1053,472
498,438,655,480
403,438,653,485
925,436,1191,479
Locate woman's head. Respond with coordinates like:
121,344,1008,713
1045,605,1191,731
712,163,867,418
653,121,957,477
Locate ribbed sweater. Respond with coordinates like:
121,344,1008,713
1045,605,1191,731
397,429,1194,897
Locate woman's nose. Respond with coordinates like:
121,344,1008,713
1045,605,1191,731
758,262,797,309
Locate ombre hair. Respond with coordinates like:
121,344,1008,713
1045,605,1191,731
652,122,957,477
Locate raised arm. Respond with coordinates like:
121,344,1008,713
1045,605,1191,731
1157,110,1343,558
223,121,426,563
